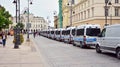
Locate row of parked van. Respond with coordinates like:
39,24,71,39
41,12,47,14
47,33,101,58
40,24,120,59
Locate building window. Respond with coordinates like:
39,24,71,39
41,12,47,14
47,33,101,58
115,7,119,16
92,0,94,4
81,12,83,20
115,0,119,3
79,13,80,20
88,9,90,18
82,4,83,9
88,0,90,6
84,3,86,8
92,7,94,17
84,11,86,19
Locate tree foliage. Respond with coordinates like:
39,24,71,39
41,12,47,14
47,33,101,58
16,22,25,30
0,5,12,30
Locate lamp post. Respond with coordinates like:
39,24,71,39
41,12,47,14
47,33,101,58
13,0,20,48
108,1,112,25
26,0,32,41
105,0,112,26
68,0,74,27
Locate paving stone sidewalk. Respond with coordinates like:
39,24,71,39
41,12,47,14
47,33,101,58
0,35,45,67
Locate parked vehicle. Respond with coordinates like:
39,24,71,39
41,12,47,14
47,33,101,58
64,27,76,44
56,28,65,41
96,24,120,59
73,24,101,48
60,29,66,42
50,29,57,40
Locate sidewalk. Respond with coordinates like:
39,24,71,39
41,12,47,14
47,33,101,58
0,35,45,67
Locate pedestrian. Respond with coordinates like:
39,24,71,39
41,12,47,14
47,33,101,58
0,31,3,45
2,32,7,47
33,31,36,38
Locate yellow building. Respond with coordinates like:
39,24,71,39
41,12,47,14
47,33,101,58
62,0,69,28
67,0,120,29
54,16,59,28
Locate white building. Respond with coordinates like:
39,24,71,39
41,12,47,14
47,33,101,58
12,13,49,32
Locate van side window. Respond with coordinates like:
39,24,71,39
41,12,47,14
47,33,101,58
101,28,106,37
76,29,84,36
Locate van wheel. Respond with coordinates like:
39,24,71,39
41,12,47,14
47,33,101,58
73,41,76,46
80,42,84,48
116,48,120,59
96,45,101,53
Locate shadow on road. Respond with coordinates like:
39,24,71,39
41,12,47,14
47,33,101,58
102,52,117,58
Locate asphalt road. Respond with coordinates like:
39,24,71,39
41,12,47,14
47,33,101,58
33,36,120,67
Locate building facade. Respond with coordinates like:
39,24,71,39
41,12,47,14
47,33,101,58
54,16,59,28
66,0,120,29
12,13,48,31
62,0,69,28
62,0,82,28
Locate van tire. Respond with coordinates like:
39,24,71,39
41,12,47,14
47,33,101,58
73,41,76,46
116,48,120,59
80,42,84,48
96,45,101,53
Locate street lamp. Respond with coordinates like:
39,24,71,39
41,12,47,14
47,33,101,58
67,0,74,27
13,0,21,48
26,0,32,41
105,0,112,26
108,1,113,25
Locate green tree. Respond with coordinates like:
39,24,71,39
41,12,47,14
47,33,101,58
16,22,25,31
0,5,12,30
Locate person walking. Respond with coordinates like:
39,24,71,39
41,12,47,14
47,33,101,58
33,31,36,38
2,32,7,47
0,31,3,44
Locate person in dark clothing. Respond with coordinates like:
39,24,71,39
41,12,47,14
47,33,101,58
33,32,36,38
2,32,7,47
0,31,2,44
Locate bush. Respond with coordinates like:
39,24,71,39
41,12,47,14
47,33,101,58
13,34,24,45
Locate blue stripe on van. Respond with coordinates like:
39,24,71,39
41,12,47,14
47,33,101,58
74,37,96,42
86,38,96,42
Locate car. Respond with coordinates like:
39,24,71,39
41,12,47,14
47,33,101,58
96,24,120,59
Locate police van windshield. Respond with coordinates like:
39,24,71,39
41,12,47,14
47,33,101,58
86,28,100,36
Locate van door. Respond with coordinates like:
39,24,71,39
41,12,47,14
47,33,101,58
105,28,120,51
98,28,106,49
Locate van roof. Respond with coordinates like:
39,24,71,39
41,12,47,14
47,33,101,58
66,27,76,30
77,24,100,29
105,24,120,28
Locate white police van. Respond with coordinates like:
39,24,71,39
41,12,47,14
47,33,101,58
73,24,101,48
64,27,76,44
96,24,120,59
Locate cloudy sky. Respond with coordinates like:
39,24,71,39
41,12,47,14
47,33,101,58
0,0,59,26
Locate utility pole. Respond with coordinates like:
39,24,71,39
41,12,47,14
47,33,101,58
13,0,21,48
105,0,112,26
68,0,74,27
26,0,32,41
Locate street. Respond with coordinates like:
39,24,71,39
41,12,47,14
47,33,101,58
33,36,120,67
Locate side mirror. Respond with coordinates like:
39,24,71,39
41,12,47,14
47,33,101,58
98,33,102,37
